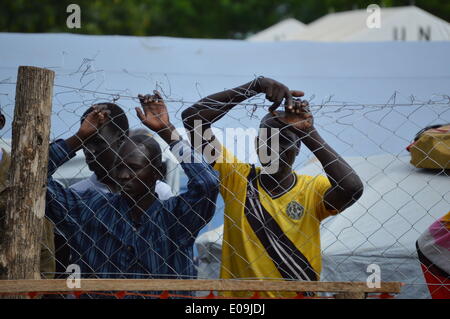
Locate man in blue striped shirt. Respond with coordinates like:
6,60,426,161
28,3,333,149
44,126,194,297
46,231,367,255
46,92,219,294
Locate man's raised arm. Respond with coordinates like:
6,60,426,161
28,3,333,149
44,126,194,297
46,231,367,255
181,77,303,163
136,91,219,239
46,106,110,227
281,100,364,213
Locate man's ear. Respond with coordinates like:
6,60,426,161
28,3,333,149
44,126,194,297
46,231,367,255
295,140,301,156
0,114,5,130
112,133,126,149
158,162,166,181
150,162,164,181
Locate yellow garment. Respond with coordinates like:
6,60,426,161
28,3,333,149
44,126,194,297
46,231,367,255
410,124,450,169
440,211,450,230
214,146,335,298
0,149,55,278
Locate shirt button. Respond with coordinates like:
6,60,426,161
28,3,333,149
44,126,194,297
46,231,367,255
127,246,133,252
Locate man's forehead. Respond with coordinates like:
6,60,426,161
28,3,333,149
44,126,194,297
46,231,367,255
120,142,157,162
84,125,119,144
259,126,299,143
120,142,146,155
99,122,122,136
84,125,121,147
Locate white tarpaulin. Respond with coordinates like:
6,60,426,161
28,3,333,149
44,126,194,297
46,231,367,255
286,6,450,42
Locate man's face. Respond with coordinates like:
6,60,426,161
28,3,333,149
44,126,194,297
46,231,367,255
256,127,300,173
82,124,123,178
115,141,159,200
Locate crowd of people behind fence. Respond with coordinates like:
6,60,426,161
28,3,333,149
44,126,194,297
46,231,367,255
0,76,448,298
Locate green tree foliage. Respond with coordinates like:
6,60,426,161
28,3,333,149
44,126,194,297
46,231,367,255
0,0,449,38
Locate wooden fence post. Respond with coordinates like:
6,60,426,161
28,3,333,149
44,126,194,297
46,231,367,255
0,66,54,283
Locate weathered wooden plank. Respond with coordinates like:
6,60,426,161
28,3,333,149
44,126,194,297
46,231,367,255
0,279,402,294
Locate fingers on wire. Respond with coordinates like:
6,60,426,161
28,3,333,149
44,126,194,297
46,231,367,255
268,87,292,113
135,106,145,122
138,91,164,106
287,98,310,115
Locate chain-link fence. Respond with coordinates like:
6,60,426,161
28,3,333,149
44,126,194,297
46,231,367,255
0,66,448,299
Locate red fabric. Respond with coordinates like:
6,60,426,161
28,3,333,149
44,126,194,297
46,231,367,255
115,291,126,299
250,291,261,299
159,290,169,299
420,263,450,299
205,291,216,299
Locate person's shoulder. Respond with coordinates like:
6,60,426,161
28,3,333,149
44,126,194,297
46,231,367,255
216,160,251,181
69,178,90,191
213,148,251,176
79,187,118,208
213,145,249,171
70,174,110,194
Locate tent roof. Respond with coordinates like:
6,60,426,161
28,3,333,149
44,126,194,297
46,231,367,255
287,6,450,41
247,18,306,42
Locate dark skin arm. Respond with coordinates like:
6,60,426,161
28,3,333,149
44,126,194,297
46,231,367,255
126,91,181,222
278,100,364,213
181,77,304,163
65,105,110,152
135,90,181,145
183,78,363,213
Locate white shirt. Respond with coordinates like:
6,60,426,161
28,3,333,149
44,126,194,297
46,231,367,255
70,174,174,200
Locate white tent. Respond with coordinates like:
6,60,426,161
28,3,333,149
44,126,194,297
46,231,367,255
247,18,306,42
278,6,450,42
195,154,449,298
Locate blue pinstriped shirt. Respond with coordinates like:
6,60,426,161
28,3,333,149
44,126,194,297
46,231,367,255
46,139,219,283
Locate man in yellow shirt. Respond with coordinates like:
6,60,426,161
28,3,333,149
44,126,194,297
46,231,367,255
182,77,363,297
